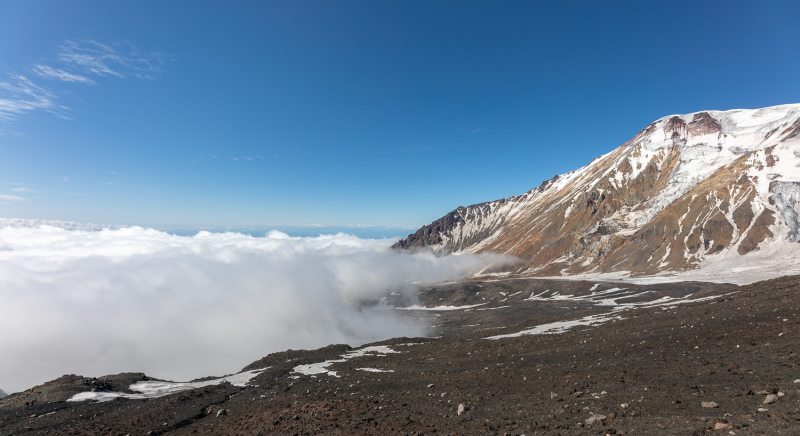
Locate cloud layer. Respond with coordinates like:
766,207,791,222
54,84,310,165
0,226,502,393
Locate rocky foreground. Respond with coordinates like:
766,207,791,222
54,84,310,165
1,276,800,435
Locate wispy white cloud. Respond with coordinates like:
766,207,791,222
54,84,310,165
10,187,33,192
57,39,169,80
1,39,170,129
0,75,66,122
33,65,95,84
0,194,25,201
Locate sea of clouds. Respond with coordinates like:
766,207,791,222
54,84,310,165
0,224,505,393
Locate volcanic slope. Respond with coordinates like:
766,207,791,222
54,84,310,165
394,104,800,282
2,275,799,435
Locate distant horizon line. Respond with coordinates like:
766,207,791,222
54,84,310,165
0,217,420,232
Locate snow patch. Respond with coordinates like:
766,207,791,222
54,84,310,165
356,368,394,373
395,303,488,311
67,368,268,402
292,346,399,378
486,293,729,340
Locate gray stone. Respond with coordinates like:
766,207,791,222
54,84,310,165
550,392,559,400
457,403,467,416
216,409,226,417
763,394,779,404
701,401,718,408
585,414,606,426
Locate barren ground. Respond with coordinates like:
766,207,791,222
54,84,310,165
2,275,799,435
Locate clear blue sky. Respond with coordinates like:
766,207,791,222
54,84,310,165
1,1,799,230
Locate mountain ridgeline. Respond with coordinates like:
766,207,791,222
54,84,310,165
394,104,800,278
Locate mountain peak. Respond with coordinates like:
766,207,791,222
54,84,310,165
395,103,800,284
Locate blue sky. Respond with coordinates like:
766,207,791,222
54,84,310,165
1,1,799,234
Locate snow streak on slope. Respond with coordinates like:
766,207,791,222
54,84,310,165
396,104,800,283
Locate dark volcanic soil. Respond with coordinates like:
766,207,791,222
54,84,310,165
2,276,799,435
392,278,729,338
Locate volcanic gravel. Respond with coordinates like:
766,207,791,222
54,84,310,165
2,275,799,435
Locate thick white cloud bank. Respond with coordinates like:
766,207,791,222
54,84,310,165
0,225,503,393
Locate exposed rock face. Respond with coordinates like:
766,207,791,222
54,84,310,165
687,112,722,136
394,104,800,279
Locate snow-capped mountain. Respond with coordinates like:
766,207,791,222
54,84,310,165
395,104,800,283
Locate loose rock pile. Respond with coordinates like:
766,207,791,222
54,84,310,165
82,377,113,392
